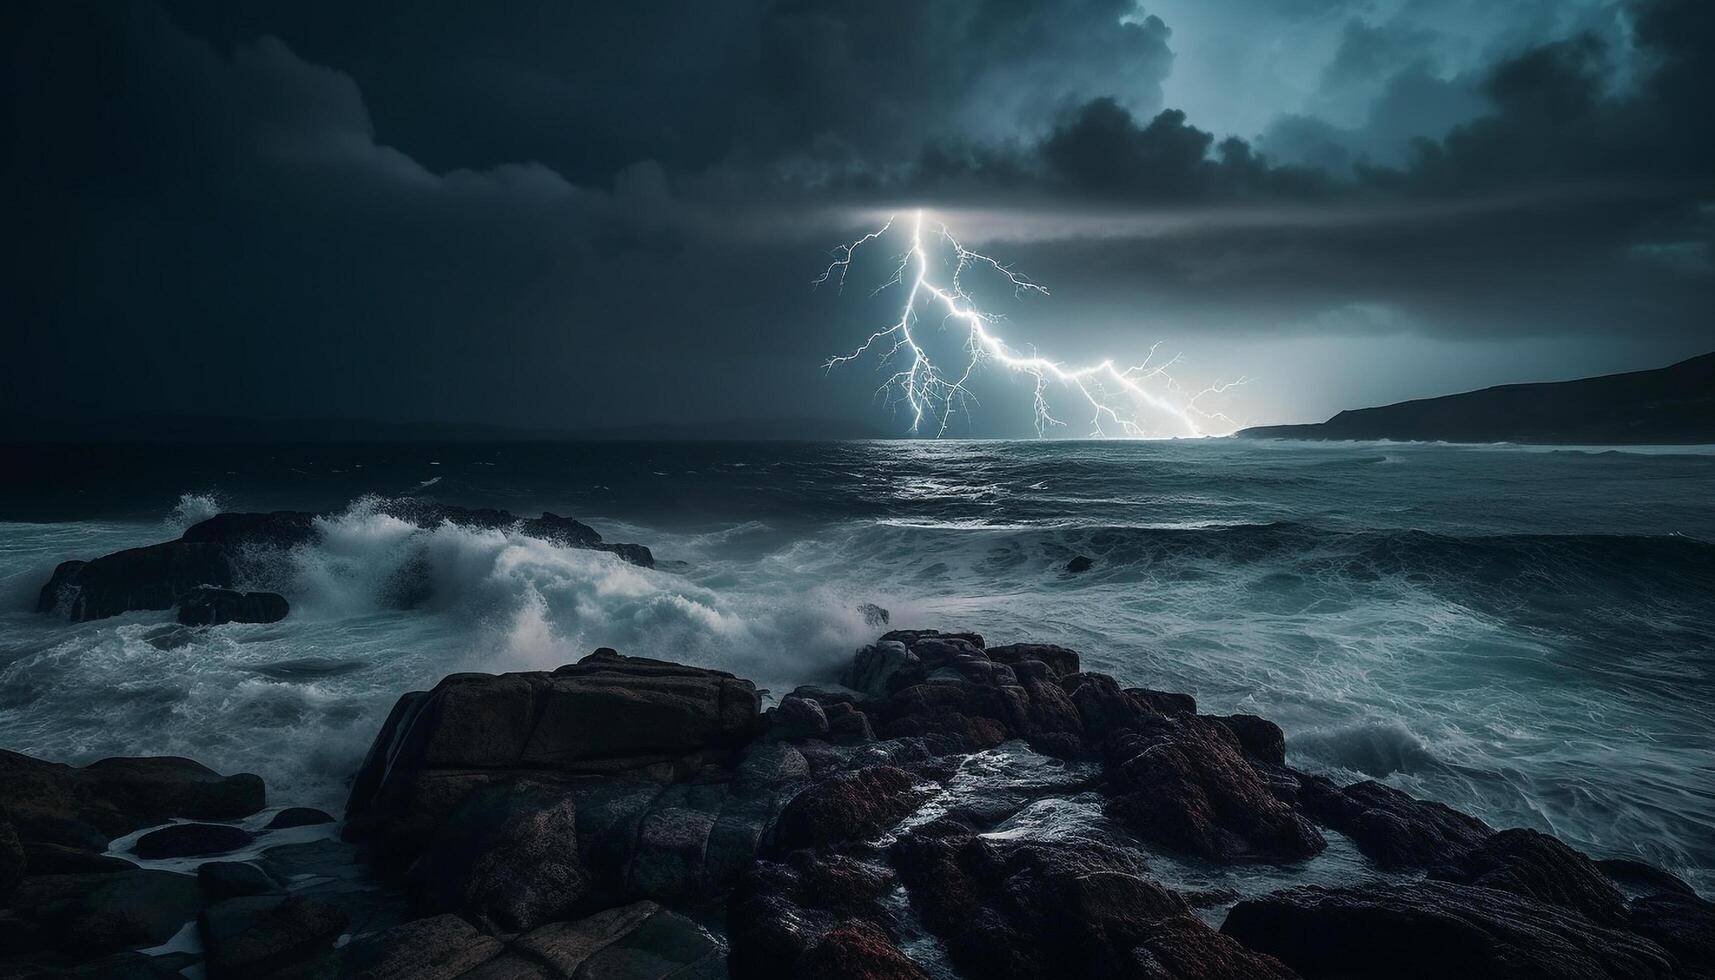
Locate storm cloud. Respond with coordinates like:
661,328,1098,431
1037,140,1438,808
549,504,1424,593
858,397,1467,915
2,0,1710,433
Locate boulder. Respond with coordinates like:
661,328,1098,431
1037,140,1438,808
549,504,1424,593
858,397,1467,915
176,587,289,626
199,895,347,978
986,642,1081,678
729,852,921,979
1104,716,1325,861
1129,688,1197,716
132,822,256,859
0,750,265,845
1297,776,1492,869
857,602,891,627
198,861,283,900
824,702,875,745
338,912,504,980
343,649,760,857
771,694,830,740
891,831,1297,980
1210,714,1287,767
1060,673,1159,738
843,640,915,698
19,842,135,875
264,806,335,830
772,766,930,852
10,869,202,952
1430,828,1628,925
1222,879,1679,980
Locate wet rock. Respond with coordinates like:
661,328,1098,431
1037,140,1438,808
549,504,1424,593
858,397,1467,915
1129,688,1197,716
19,842,135,875
843,640,915,698
879,629,985,650
1597,858,1698,897
1210,714,1286,767
407,782,589,932
1065,555,1094,573
1297,776,1492,869
176,587,289,626
373,502,655,567
264,807,335,830
1061,673,1159,738
824,702,875,745
986,642,1080,678
340,912,504,979
133,822,256,859
730,853,919,980
1222,879,1678,980
0,750,265,845
198,860,283,899
771,695,830,740
1104,716,1325,861
772,766,931,851
1430,828,1628,925
11,869,201,952
891,831,1295,980
199,895,348,977
343,649,760,859
1627,891,1715,973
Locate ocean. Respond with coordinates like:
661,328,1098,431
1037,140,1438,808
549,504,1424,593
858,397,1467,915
2,439,1712,893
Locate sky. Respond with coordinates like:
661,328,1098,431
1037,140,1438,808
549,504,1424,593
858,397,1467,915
2,0,1711,436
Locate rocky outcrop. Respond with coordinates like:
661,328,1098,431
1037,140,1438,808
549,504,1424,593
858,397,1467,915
770,766,930,851
1222,880,1681,979
729,852,925,980
1296,776,1492,869
36,504,652,623
0,751,264,847
892,827,1299,980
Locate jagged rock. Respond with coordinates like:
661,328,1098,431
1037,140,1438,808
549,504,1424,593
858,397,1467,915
1210,714,1286,767
0,820,22,900
1129,688,1197,716
1628,891,1715,973
843,640,915,698
891,831,1296,980
824,702,875,745
10,869,202,952
1060,673,1159,738
730,852,921,979
1430,828,1628,925
176,587,289,626
771,695,830,740
1297,776,1492,869
986,642,1081,678
1104,716,1325,861
407,782,589,932
199,895,348,977
264,806,334,830
374,502,655,568
772,766,930,851
198,861,283,899
1065,555,1094,573
0,751,265,846
133,822,256,859
879,629,985,650
343,649,760,861
1597,858,1699,897
1222,879,1679,980
858,602,891,627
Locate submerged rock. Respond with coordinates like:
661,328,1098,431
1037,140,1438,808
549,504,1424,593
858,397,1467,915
133,822,255,859
1065,555,1094,573
263,806,334,830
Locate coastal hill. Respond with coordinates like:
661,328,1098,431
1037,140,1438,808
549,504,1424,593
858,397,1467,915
1238,352,1715,445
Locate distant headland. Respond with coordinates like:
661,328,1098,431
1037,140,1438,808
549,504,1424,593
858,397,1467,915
1238,352,1715,445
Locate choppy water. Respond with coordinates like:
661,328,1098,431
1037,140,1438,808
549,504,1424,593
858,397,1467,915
1,440,1711,892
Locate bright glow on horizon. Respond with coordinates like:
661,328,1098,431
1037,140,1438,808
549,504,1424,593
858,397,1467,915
820,210,1249,438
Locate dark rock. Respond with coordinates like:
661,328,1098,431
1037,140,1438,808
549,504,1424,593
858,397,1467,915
879,629,985,650
0,750,265,844
198,860,283,899
178,512,319,549
1060,672,1159,738
1628,891,1715,973
19,842,135,875
1210,714,1286,766
842,640,915,698
407,781,589,932
772,766,931,851
858,602,891,627
1129,688,1197,716
176,587,289,626
986,642,1081,678
199,895,347,978
1430,828,1628,925
1596,858,1698,898
132,822,256,859
343,649,759,860
1104,715,1325,861
1222,879,1679,980
824,702,875,745
772,694,830,740
1297,776,1492,869
1065,555,1094,573
730,853,918,979
264,807,335,830
891,831,1296,980
339,912,505,979
0,820,22,900
373,502,655,567
11,869,201,952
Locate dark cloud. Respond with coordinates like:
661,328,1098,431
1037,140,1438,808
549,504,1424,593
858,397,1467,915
0,0,1710,434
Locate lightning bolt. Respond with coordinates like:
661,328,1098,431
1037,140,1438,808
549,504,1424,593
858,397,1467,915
819,210,1250,438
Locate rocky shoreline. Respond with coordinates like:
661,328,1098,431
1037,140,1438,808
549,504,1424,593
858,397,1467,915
2,629,1710,979
6,513,1712,978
